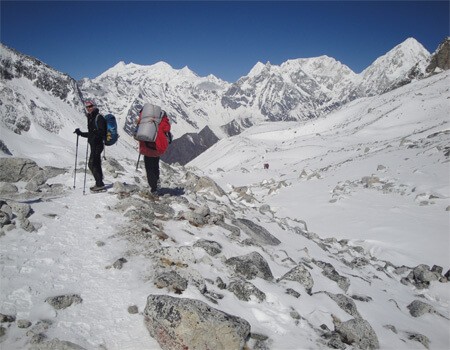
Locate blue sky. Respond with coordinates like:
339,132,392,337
1,1,448,82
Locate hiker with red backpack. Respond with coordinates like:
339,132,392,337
135,103,171,196
74,100,106,192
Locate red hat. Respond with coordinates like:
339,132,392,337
84,100,96,107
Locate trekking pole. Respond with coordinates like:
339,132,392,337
73,134,79,189
83,142,89,195
136,153,141,171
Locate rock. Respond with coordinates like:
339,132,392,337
326,293,361,318
17,319,32,328
144,294,251,350
278,264,314,294
314,260,350,292
45,294,83,310
407,300,435,317
154,270,188,294
29,338,87,349
0,313,16,323
225,251,273,281
286,288,301,298
127,305,139,314
228,278,266,302
193,239,222,256
112,257,127,269
334,317,379,349
9,202,32,220
232,218,281,246
407,332,430,349
413,264,439,283
0,157,40,182
0,182,19,194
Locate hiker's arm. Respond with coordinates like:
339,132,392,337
74,128,88,138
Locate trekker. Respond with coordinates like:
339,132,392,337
137,109,171,196
74,100,106,191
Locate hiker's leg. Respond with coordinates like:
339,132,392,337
144,156,159,192
89,143,104,186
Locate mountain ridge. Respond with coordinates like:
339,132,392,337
1,37,448,165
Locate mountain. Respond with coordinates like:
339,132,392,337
358,37,430,95
0,43,84,135
0,37,447,166
161,126,219,165
0,69,448,350
0,43,136,165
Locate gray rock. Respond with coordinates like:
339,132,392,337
154,270,188,294
0,326,5,337
144,294,250,350
334,317,379,349
127,305,139,314
326,293,361,318
314,260,350,292
407,332,430,349
0,211,11,226
193,239,222,256
351,294,373,302
112,257,127,269
0,157,41,182
228,278,266,302
9,202,32,220
413,264,440,283
407,300,435,317
216,220,241,237
278,264,314,294
45,294,82,310
185,172,227,197
21,218,36,232
233,218,281,246
0,182,19,194
225,251,273,281
29,338,87,350
0,313,16,323
17,319,32,328
286,288,301,298
384,324,397,334
25,170,49,192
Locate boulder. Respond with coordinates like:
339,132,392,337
144,294,250,350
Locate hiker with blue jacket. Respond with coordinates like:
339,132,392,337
74,100,106,191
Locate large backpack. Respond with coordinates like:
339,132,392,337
134,103,163,142
96,114,119,146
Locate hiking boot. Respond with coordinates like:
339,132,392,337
139,190,159,200
90,185,106,192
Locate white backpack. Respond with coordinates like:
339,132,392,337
134,103,164,142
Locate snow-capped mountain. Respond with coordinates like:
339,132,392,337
78,61,231,139
0,43,84,136
0,43,136,166
0,37,447,166
359,37,430,95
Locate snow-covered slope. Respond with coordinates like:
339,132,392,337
190,70,450,268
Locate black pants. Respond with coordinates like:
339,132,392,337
144,156,160,192
88,142,104,186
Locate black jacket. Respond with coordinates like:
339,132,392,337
80,108,106,146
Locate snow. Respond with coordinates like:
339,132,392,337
1,71,449,349
191,71,450,269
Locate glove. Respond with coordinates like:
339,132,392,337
74,128,82,136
